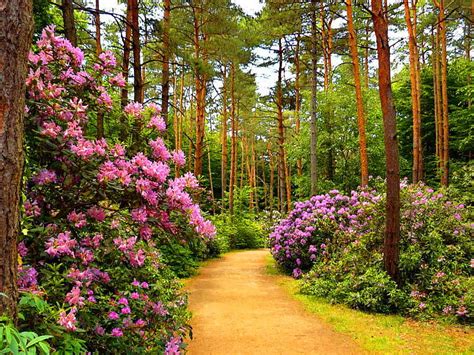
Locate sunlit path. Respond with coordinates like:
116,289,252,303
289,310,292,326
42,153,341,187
186,250,361,355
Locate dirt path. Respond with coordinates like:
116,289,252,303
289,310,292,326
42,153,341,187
186,249,361,355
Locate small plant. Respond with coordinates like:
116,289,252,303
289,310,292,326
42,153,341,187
0,317,53,354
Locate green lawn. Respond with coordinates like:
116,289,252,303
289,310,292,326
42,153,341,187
266,255,474,354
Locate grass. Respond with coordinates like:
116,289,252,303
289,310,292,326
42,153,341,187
265,255,474,354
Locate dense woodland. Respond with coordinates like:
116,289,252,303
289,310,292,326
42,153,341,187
32,0,473,209
0,0,472,353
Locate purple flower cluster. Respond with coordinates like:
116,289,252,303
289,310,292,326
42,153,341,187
270,189,380,277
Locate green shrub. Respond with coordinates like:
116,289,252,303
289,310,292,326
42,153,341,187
210,213,266,251
295,182,473,322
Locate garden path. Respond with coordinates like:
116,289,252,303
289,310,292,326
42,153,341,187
186,249,361,354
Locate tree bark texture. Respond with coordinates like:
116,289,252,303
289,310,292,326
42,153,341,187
221,65,228,208
276,38,288,213
62,0,77,46
161,0,171,126
346,0,369,186
434,0,449,186
310,0,318,196
403,0,423,182
0,0,33,319
371,0,401,283
229,63,237,214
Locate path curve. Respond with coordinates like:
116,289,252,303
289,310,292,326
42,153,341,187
186,249,361,355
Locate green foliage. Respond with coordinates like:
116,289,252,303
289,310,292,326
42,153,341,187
299,183,473,322
0,317,53,355
210,213,266,251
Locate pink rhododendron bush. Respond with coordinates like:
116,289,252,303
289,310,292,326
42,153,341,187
270,182,473,323
18,26,215,353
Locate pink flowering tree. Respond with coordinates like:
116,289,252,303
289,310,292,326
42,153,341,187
19,26,215,353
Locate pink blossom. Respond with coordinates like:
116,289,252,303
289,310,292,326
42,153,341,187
131,207,148,223
32,169,57,185
129,249,146,267
172,150,186,167
87,206,106,222
24,200,41,217
109,73,126,87
65,286,85,307
40,121,62,138
124,102,143,118
148,115,166,131
111,328,123,337
108,311,120,320
67,210,87,228
120,306,131,315
149,137,171,161
18,241,28,257
95,325,105,335
45,231,77,257
118,297,129,306
58,307,78,331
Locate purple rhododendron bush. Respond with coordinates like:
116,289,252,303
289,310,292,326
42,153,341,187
17,26,215,353
270,181,473,323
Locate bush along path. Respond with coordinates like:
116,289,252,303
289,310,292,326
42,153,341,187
185,249,360,354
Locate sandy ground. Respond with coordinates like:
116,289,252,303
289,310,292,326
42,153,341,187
186,249,361,355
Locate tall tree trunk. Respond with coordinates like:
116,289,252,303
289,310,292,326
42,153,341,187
95,0,105,139
364,21,370,89
130,0,142,103
0,0,33,320
121,3,132,109
207,145,215,213
221,65,228,208
229,63,237,214
295,34,303,177
62,0,77,46
94,0,102,56
310,0,318,196
161,0,171,126
346,0,369,187
432,27,442,170
434,0,449,186
268,144,275,212
276,38,288,213
192,6,207,177
371,0,401,283
403,0,423,182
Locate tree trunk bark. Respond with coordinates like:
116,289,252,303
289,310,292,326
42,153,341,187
346,0,369,187
192,6,206,177
62,0,77,46
0,0,33,320
221,65,228,209
295,34,302,177
121,3,132,109
229,63,237,214
310,0,318,196
371,0,401,283
161,0,171,127
403,0,423,182
276,38,288,213
434,0,449,186
130,0,142,103
95,0,105,139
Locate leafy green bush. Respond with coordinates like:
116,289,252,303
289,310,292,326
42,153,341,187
0,317,53,354
288,182,473,322
210,213,266,251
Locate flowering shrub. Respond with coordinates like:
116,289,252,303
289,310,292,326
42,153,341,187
269,189,381,277
271,182,473,322
19,26,215,353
